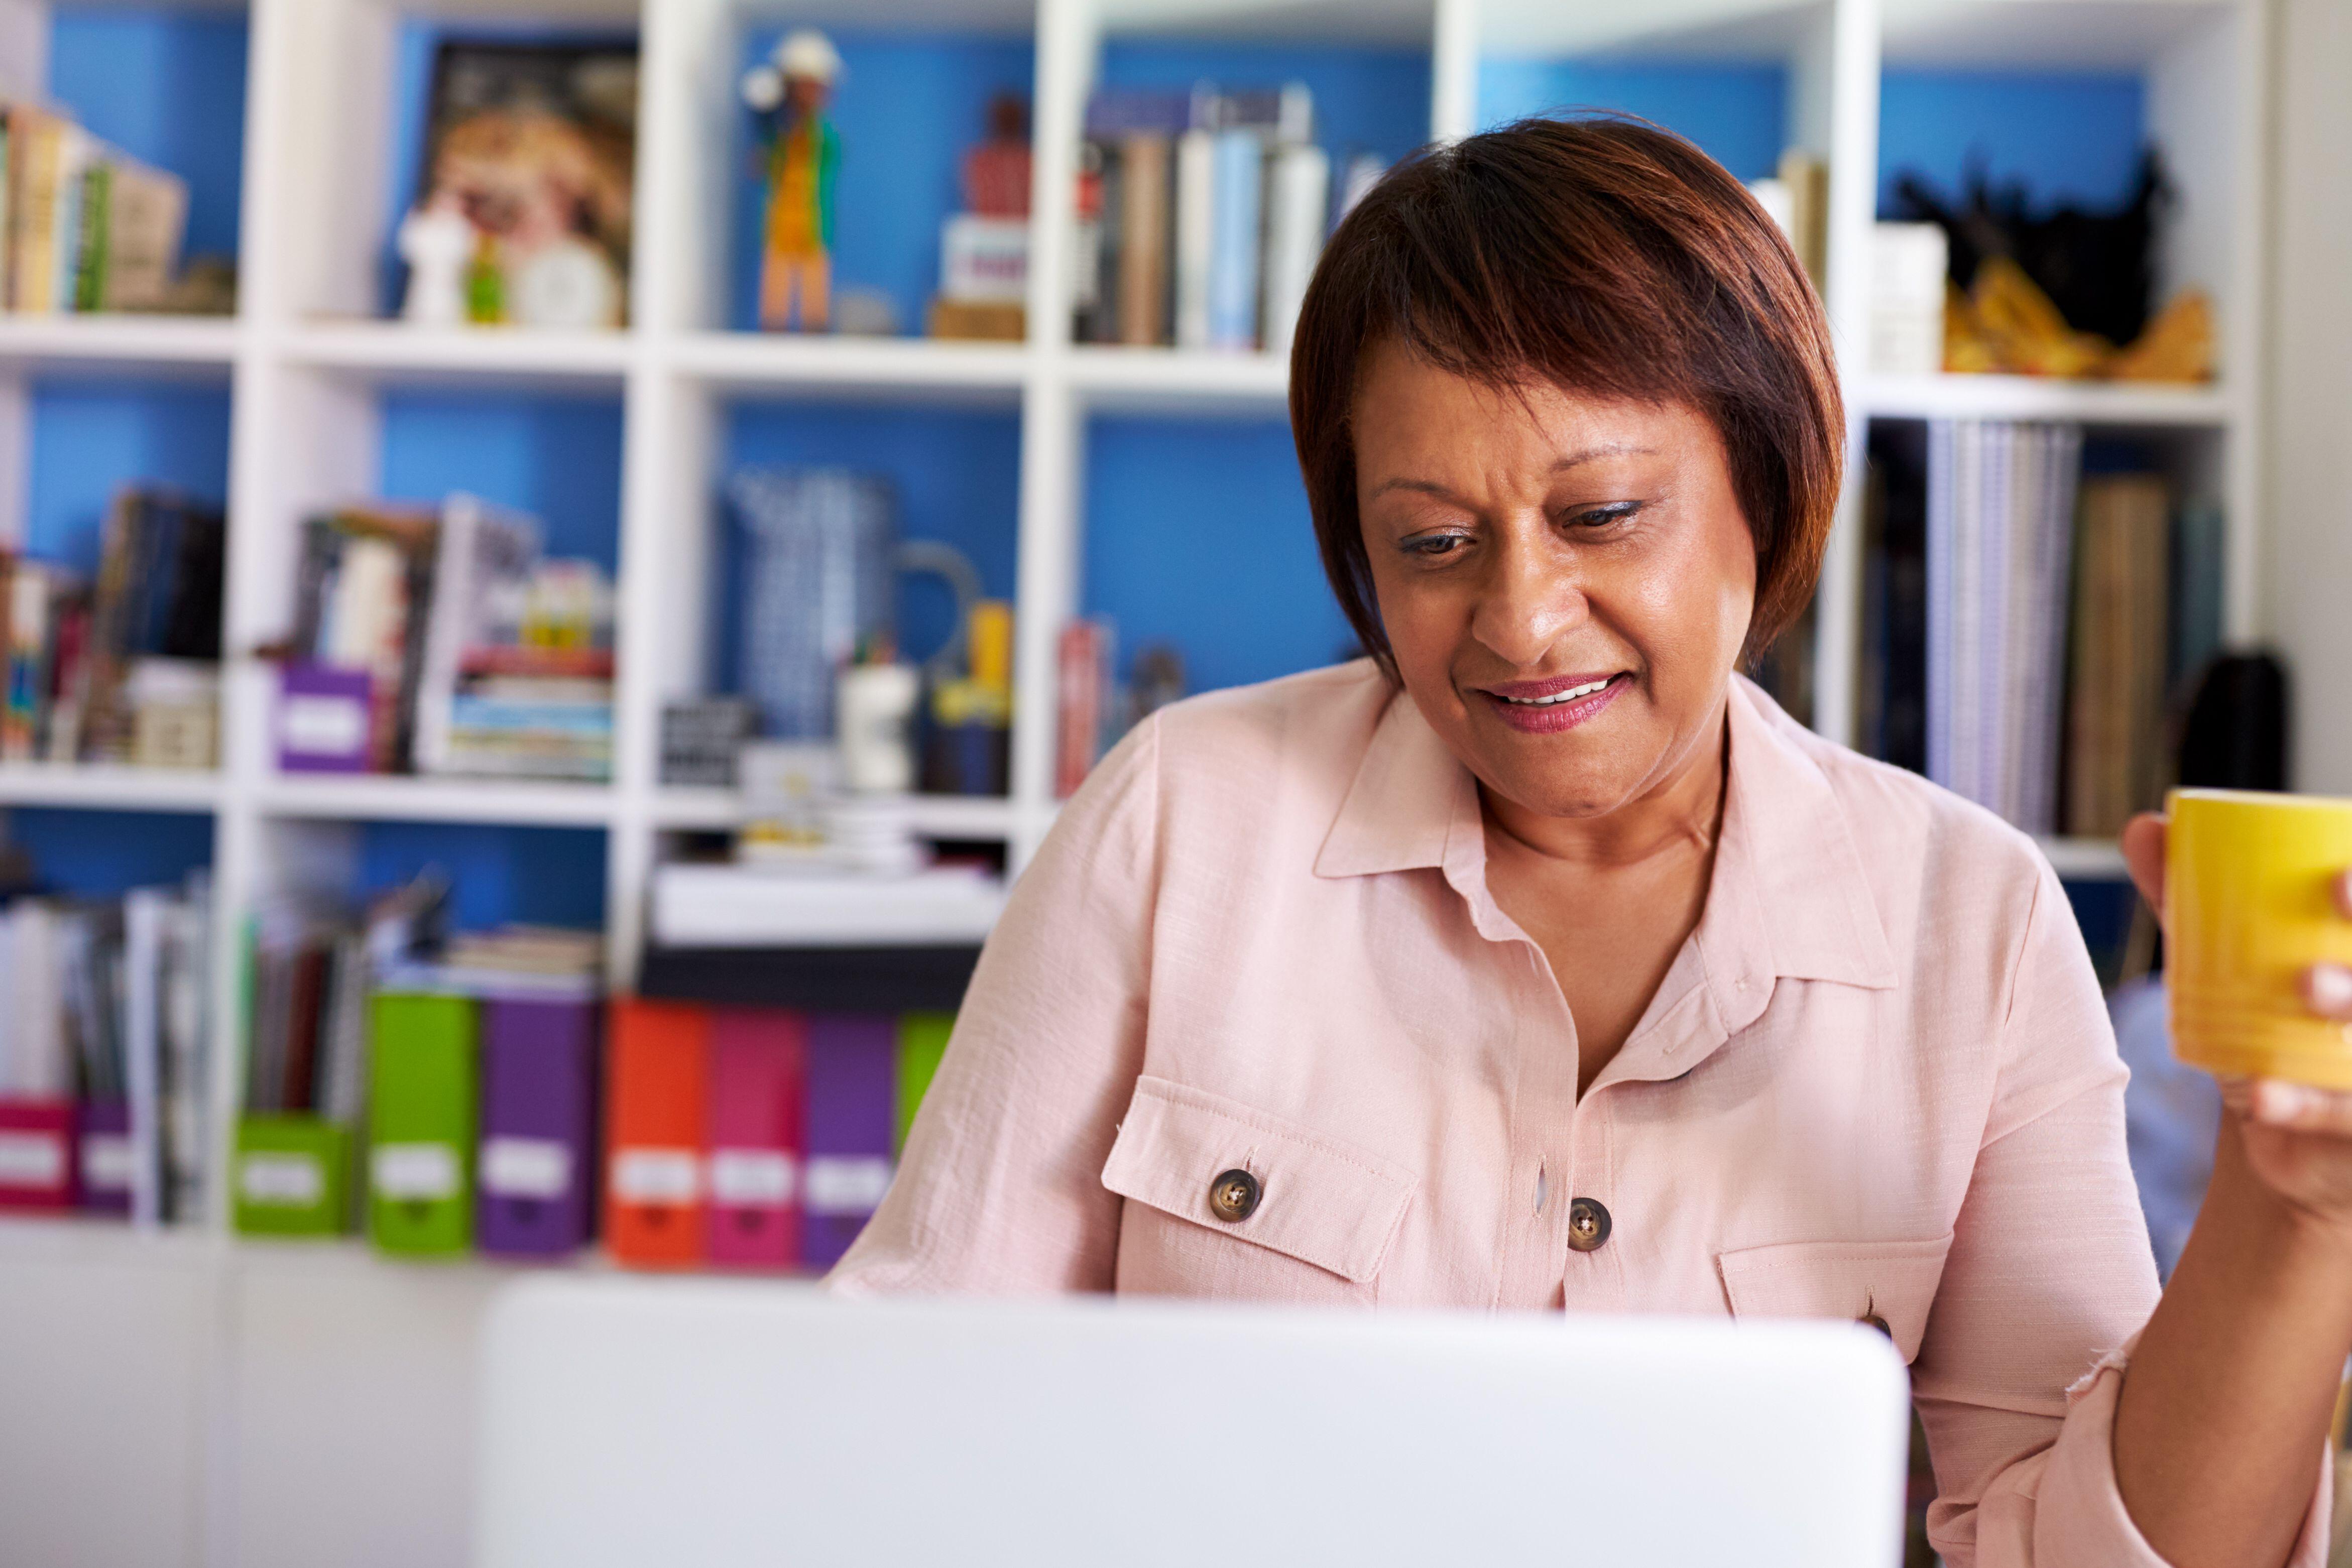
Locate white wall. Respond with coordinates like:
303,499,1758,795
2267,0,2352,793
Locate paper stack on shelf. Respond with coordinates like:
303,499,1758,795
1,100,191,315
1925,420,2082,835
0,875,212,1224
1076,81,1352,354
650,862,1005,948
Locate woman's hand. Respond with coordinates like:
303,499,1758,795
2122,810,2352,1237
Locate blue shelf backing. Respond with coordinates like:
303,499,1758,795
715,403,1020,698
48,7,250,264
1099,39,1431,180
5,808,213,898
1083,415,1355,696
356,821,607,932
27,380,232,576
730,28,1035,336
1476,60,1789,182
377,392,626,572
1878,69,2146,214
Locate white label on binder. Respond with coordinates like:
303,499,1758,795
709,1148,797,1207
481,1138,571,1199
612,1148,699,1204
281,693,368,756
804,1155,892,1216
0,1131,67,1188
372,1143,460,1201
81,1134,138,1191
239,1153,323,1206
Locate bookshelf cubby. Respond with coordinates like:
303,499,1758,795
0,0,2280,1556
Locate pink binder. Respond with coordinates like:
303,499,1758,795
704,1009,805,1269
0,1099,77,1212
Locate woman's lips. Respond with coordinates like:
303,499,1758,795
1474,672,1630,734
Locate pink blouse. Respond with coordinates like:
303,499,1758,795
832,662,2328,1565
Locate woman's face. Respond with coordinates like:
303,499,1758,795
1352,340,1758,821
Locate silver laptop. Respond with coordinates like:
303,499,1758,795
476,1278,1909,1567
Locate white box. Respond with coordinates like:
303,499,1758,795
1870,221,1950,376
940,215,1029,304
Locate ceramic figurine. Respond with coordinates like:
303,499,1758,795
742,29,842,332
396,194,476,326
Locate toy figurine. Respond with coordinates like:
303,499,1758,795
742,30,842,332
396,194,476,326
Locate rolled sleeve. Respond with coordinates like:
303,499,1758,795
826,715,1162,1297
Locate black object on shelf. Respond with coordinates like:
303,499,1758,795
637,944,981,1013
2177,651,2290,792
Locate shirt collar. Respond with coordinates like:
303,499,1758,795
1312,675,1898,997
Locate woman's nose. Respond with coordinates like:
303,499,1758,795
1469,542,1588,669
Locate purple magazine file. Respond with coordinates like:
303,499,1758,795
476,998,599,1257
77,1101,133,1216
800,1015,898,1269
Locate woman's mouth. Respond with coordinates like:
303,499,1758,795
1474,672,1630,733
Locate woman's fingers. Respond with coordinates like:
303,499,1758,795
2248,1078,2352,1135
2121,813,2167,917
2304,964,2352,1020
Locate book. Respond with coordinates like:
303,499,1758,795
2065,475,2172,836
1116,134,1172,346
1173,124,1215,350
1261,142,1330,357
1204,128,1264,350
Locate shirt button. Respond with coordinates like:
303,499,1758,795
1566,1196,1611,1253
1208,1168,1261,1223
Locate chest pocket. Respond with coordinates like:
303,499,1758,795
1716,1235,1955,1365
1100,1075,1418,1306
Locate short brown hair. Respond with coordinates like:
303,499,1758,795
1289,115,1843,670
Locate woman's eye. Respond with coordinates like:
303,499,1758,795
1405,533,1469,559
1566,502,1643,531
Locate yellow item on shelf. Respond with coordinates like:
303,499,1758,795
968,599,1014,697
1948,256,2115,378
2108,290,2215,383
1942,256,2216,384
2167,788,2352,1089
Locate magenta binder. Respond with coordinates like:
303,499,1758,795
76,1101,134,1216
705,1010,804,1269
800,1015,897,1269
0,1099,77,1212
475,997,599,1257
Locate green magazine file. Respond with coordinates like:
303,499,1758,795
368,993,479,1257
233,1115,354,1238
895,1012,955,1154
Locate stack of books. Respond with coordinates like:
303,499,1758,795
0,875,214,1224
277,494,614,781
1075,82,1379,355
1,100,190,314
0,486,225,768
1925,420,2083,835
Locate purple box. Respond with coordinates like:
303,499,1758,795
76,1101,133,1216
800,1015,898,1270
276,663,375,773
475,998,600,1258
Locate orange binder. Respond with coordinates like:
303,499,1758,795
603,998,710,1268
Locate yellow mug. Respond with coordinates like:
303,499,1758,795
2169,787,2352,1087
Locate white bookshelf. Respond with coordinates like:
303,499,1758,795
0,1,2280,1561
0,0,2270,1224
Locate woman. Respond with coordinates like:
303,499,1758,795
835,119,2351,1567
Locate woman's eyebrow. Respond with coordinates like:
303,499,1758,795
1367,442,1659,501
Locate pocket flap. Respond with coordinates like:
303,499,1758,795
1716,1234,1955,1364
1101,1076,1418,1284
